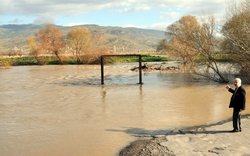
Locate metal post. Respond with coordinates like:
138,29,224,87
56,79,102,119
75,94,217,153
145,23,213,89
101,56,104,85
138,55,142,84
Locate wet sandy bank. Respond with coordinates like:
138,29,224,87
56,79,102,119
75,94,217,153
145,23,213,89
119,115,250,156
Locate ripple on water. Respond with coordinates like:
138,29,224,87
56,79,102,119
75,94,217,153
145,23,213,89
0,65,250,156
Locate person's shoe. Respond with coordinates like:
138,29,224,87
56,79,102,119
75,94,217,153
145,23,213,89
230,129,239,132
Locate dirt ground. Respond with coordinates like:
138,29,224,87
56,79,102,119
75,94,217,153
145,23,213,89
119,115,250,156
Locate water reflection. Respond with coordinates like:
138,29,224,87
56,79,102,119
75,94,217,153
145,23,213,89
101,85,107,115
137,85,144,121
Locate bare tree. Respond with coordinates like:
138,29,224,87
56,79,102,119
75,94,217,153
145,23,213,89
165,15,228,82
67,27,91,63
27,36,45,64
222,0,250,81
166,16,198,65
35,25,65,64
87,31,112,64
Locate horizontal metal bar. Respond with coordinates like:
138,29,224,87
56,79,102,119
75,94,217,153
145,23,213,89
101,54,141,57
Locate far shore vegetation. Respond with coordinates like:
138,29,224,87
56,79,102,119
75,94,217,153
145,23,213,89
0,52,232,67
0,54,169,66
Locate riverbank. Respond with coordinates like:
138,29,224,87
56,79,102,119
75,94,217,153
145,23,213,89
0,55,168,66
119,115,250,156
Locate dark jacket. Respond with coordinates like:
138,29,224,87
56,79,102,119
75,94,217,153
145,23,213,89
228,86,246,110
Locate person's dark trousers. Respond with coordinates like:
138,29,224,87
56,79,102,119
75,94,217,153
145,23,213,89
233,109,241,131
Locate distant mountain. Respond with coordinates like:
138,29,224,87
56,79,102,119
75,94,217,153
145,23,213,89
0,24,166,54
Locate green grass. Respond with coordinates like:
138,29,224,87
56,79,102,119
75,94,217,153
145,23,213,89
107,55,168,64
141,55,168,62
195,54,233,62
11,56,38,65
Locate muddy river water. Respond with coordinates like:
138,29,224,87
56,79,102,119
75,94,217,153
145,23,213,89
0,64,249,156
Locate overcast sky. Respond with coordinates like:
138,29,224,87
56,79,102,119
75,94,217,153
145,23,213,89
0,0,228,30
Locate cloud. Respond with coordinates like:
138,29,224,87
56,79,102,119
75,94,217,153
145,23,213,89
0,0,117,15
116,1,151,13
0,0,228,28
158,0,226,16
1,0,225,16
157,0,227,26
149,22,170,31
160,10,183,20
118,5,151,14
33,16,55,25
122,23,170,31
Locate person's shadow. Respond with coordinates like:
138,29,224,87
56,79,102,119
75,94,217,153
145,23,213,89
106,127,232,137
107,116,250,136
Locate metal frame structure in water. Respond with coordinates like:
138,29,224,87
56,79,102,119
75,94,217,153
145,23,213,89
100,54,142,85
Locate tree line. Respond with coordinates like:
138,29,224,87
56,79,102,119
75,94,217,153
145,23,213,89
27,25,108,64
157,0,250,83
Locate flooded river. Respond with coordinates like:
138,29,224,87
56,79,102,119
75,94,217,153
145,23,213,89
0,64,249,156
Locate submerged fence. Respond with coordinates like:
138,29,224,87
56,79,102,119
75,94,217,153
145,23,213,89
100,54,143,85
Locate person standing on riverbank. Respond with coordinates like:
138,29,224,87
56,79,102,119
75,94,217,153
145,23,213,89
226,78,246,132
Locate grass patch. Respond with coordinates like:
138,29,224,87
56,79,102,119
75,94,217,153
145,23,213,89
142,55,168,62
11,56,38,65
106,55,168,64
195,52,233,62
0,57,11,68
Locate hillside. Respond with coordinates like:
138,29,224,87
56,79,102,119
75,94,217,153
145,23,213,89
0,24,165,55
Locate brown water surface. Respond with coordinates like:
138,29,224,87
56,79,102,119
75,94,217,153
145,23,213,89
0,65,249,156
